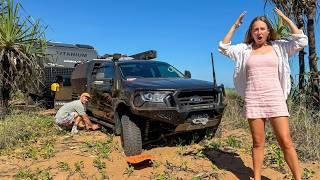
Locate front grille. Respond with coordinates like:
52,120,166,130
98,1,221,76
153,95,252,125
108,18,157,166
176,90,215,111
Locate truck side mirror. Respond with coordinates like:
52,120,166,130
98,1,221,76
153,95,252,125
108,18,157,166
184,70,191,78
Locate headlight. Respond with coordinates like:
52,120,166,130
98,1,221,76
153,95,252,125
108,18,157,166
140,91,170,102
133,91,172,107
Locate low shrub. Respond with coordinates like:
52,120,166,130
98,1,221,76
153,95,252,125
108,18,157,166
0,112,57,153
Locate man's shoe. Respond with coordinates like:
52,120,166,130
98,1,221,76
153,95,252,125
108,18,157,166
71,125,79,134
56,125,64,131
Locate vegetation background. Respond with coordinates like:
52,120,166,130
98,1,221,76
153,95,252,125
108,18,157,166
0,0,319,179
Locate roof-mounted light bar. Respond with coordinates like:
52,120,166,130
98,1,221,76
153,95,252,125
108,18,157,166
112,53,121,61
129,50,157,60
99,50,157,61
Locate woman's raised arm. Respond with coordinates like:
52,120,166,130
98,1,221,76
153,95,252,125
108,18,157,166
274,8,301,34
222,11,247,44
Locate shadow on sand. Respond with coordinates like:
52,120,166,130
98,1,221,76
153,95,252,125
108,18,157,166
205,148,270,180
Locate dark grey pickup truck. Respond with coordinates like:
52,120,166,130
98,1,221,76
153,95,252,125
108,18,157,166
71,50,225,156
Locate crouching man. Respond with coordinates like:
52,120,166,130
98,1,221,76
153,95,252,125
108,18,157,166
55,92,101,134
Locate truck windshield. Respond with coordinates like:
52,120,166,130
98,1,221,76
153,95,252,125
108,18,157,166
119,62,184,79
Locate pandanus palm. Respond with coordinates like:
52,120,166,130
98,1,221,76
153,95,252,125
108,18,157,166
0,0,46,119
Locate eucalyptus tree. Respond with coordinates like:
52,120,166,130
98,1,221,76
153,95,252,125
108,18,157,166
0,0,46,119
264,0,319,101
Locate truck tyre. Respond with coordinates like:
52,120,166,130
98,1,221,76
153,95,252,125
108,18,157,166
113,112,121,135
120,115,142,156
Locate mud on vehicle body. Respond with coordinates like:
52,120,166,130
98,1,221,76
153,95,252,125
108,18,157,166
71,50,225,156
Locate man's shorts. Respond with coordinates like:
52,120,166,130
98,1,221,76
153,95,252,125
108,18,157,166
56,113,75,126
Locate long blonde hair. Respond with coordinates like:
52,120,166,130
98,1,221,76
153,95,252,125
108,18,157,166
244,16,280,44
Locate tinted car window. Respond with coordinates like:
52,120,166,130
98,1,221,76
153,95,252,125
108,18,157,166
120,62,183,79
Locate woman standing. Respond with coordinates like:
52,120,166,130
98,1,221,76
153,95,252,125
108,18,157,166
218,8,308,180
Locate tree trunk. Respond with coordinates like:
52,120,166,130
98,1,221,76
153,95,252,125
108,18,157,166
296,6,306,93
307,17,320,103
0,89,5,120
299,51,306,93
0,86,10,120
0,52,11,119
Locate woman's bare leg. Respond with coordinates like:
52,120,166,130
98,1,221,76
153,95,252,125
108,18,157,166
248,118,266,180
270,116,301,180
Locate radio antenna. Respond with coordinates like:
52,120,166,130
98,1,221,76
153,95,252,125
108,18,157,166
211,52,217,87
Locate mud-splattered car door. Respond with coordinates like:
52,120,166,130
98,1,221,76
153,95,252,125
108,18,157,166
90,63,114,123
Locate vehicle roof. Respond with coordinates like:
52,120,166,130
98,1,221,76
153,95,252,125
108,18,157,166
47,42,95,49
118,60,167,64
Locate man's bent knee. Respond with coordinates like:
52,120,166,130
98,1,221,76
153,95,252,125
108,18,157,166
71,112,79,118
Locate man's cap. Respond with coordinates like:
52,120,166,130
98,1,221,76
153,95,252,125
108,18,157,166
81,92,91,98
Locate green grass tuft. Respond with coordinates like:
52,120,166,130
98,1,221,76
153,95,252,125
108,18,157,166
0,112,58,154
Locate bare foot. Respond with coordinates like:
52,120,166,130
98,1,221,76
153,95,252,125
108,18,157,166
86,124,101,130
91,124,101,130
78,121,86,129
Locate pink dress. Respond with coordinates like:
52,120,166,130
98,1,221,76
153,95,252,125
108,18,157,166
244,50,289,119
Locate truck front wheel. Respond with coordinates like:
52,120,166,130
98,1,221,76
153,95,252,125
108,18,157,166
113,112,121,135
120,115,142,156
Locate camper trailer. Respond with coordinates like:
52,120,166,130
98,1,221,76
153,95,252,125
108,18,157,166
29,42,98,108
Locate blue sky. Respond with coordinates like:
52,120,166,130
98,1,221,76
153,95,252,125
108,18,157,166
23,1,319,88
